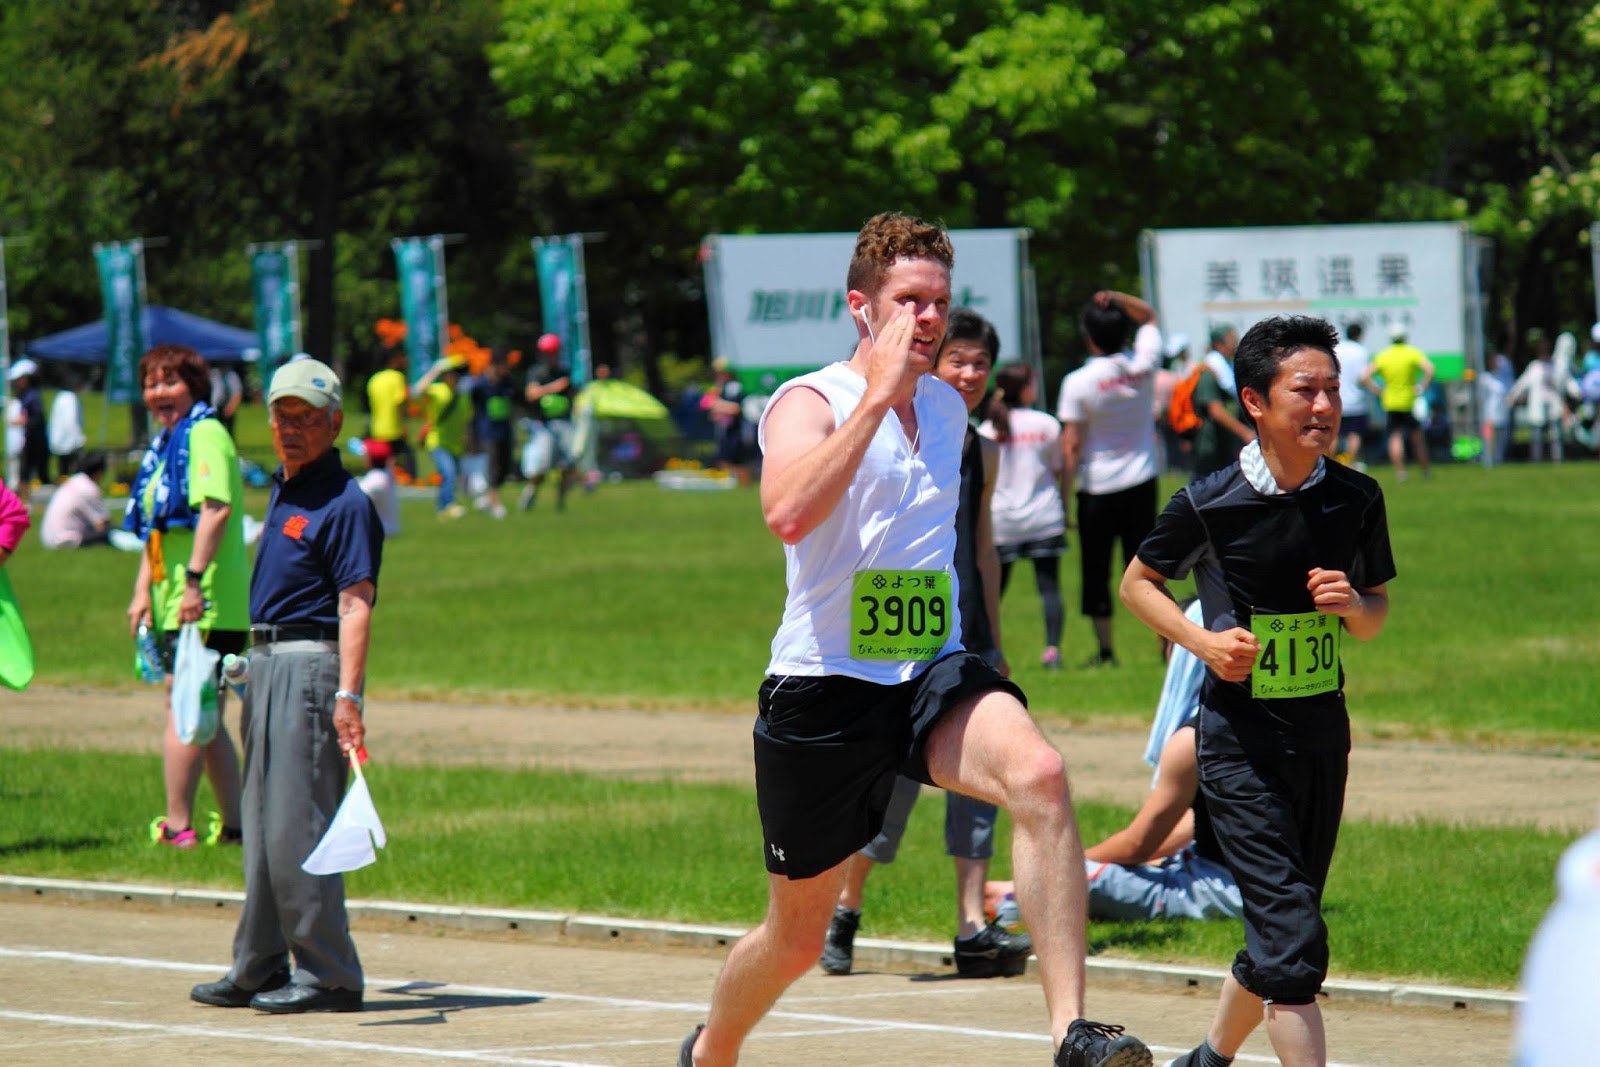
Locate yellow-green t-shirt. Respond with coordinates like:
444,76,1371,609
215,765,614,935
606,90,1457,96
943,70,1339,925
367,367,409,441
144,419,251,633
423,381,469,455
1369,343,1428,412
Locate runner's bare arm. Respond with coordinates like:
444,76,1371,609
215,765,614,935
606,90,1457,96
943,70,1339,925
1121,557,1259,682
1308,570,1388,641
761,306,918,544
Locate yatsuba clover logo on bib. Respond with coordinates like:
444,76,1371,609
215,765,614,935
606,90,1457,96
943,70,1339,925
851,569,950,660
1250,610,1341,699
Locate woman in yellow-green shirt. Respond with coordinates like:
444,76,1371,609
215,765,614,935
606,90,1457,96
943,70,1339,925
123,344,249,849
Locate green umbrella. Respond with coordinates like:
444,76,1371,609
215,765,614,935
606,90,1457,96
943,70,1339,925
576,379,671,420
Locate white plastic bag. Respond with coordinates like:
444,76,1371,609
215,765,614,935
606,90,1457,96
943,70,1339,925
171,623,220,745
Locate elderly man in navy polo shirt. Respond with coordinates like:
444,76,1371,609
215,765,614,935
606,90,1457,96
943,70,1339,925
191,358,383,1015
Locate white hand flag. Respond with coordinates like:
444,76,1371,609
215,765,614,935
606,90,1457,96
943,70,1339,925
302,752,386,876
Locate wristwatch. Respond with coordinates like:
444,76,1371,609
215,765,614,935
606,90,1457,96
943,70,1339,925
183,565,205,585
334,690,364,709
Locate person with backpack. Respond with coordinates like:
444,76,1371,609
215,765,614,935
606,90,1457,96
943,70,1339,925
1189,326,1255,480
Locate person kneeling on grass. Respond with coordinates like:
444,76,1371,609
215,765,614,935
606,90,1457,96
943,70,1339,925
1120,315,1395,1067
987,599,1242,925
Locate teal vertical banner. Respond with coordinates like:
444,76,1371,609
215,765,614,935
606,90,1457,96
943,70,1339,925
392,235,445,382
250,246,298,386
95,242,145,405
533,234,592,385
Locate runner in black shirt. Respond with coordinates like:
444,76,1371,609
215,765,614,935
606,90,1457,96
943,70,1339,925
1119,316,1395,1067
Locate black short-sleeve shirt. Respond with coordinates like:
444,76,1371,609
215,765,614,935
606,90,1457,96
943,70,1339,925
1136,462,1396,756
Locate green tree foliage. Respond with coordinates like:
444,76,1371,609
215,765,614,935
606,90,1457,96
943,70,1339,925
1,0,1595,393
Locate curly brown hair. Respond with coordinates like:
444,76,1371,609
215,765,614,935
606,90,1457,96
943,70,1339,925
846,212,954,298
139,343,211,405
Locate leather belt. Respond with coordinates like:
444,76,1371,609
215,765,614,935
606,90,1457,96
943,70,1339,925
250,623,339,647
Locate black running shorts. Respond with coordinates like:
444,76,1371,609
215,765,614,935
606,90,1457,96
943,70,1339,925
752,652,1025,880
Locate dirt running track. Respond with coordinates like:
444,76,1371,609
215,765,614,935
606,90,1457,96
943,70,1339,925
6,686,1597,831
0,899,1514,1067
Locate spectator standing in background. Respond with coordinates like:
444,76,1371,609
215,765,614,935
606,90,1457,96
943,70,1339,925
1056,290,1163,669
357,439,401,538
981,362,1069,670
1480,333,1516,467
365,348,415,479
209,364,244,436
1191,328,1255,480
7,360,48,499
47,386,86,482
1333,323,1370,467
1362,323,1434,480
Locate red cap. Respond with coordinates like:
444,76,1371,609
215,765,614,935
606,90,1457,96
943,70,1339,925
364,439,393,462
536,332,562,354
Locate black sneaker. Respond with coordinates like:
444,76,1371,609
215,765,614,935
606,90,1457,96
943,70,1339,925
678,1023,704,1066
1081,651,1119,669
1054,1018,1152,1067
820,906,859,975
953,917,1034,978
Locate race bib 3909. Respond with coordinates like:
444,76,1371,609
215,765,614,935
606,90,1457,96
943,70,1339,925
850,569,951,660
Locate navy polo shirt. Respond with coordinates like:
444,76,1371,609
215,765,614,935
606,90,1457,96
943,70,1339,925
249,448,383,627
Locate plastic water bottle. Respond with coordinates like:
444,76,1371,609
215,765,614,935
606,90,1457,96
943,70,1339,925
221,653,248,699
992,892,1022,933
134,624,164,684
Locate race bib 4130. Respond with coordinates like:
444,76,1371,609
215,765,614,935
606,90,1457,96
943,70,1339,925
1250,610,1341,699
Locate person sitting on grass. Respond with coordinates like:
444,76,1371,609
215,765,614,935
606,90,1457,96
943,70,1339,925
986,599,1242,924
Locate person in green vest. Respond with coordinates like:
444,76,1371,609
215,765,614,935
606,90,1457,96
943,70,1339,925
123,344,249,849
410,356,470,519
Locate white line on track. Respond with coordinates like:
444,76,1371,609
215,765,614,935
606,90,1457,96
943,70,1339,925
0,944,1375,1067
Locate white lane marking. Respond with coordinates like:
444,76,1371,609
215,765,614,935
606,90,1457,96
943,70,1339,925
0,945,1374,1066
0,1012,604,1067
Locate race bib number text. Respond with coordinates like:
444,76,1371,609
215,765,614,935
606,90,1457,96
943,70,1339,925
851,569,951,660
1250,610,1341,699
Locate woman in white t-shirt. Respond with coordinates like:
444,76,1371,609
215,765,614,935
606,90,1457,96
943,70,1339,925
979,363,1068,669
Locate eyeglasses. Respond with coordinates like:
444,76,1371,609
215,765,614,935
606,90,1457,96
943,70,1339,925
270,409,331,430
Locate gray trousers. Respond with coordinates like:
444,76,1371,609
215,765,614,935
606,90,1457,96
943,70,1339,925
227,639,363,992
862,775,997,864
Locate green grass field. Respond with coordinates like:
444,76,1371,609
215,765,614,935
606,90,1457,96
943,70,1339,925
12,461,1600,744
0,748,1563,988
5,457,1595,988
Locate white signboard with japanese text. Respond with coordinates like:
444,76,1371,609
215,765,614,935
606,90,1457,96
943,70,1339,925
703,229,1036,391
1141,222,1474,379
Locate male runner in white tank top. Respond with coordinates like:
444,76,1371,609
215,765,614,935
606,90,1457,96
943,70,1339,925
680,213,1151,1067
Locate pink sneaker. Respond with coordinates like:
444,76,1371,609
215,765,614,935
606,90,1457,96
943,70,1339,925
1040,647,1062,670
149,816,198,850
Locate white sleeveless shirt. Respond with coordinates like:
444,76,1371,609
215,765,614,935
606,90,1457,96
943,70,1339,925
759,363,967,683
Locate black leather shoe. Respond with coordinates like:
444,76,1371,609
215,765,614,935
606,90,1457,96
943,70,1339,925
191,967,290,1008
250,983,363,1014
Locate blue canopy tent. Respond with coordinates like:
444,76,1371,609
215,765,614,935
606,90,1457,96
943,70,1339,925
24,306,258,364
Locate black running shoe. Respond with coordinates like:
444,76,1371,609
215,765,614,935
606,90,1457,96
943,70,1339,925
953,917,1034,978
678,1023,704,1066
1054,1019,1152,1067
820,906,859,975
